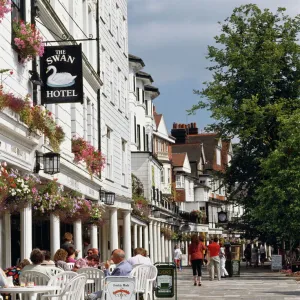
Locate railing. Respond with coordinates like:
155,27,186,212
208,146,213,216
156,151,169,160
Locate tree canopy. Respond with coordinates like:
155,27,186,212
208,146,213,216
190,4,300,241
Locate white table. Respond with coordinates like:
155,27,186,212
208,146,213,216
0,286,60,300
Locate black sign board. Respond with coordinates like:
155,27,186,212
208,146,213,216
40,45,83,104
155,266,175,298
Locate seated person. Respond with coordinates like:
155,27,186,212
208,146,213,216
73,248,97,270
128,247,152,266
41,251,55,265
53,249,69,271
66,247,77,263
88,249,132,300
73,254,99,271
21,248,52,277
4,259,30,286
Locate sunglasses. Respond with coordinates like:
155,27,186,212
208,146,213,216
87,252,93,254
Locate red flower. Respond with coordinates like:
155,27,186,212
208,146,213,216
10,70,13,75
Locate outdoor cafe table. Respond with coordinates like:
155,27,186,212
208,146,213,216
0,285,60,300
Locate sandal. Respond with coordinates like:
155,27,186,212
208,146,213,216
198,282,202,286
194,282,197,286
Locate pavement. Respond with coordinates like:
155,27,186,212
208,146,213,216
155,263,300,300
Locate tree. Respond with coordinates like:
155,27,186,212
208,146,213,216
190,4,300,240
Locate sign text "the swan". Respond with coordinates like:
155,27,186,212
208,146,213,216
46,50,76,64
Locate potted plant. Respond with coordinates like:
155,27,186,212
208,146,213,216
0,0,11,22
13,20,44,63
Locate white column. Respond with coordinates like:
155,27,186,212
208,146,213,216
138,226,143,248
123,210,131,259
21,206,32,260
109,208,118,251
4,212,11,268
91,225,98,249
143,225,149,254
73,220,82,258
101,223,108,261
161,225,165,262
153,222,157,263
133,224,138,248
149,222,154,262
50,214,60,258
169,239,172,262
98,225,102,258
185,241,188,257
157,222,161,262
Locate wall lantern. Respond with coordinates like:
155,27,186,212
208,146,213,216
166,216,173,223
99,189,115,205
29,70,43,86
34,151,60,175
180,222,191,233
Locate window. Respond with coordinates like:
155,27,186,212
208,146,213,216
110,59,114,103
167,168,170,183
189,181,192,196
87,99,92,144
136,87,140,102
133,75,136,92
116,4,120,44
134,116,137,143
176,175,184,188
143,127,145,151
106,128,112,179
216,148,221,165
11,0,25,46
137,125,141,150
145,134,149,151
118,69,121,108
142,91,145,104
145,100,148,115
161,169,164,183
121,140,126,186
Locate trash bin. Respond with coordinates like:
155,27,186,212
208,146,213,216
225,243,241,277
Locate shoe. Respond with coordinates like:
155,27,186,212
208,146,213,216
194,282,197,286
198,282,202,286
221,276,226,278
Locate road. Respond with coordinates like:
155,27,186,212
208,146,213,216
155,263,300,300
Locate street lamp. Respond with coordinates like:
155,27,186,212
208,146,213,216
99,189,115,205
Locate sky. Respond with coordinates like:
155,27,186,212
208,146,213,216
127,0,299,132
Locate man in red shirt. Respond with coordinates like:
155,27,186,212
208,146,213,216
207,237,221,281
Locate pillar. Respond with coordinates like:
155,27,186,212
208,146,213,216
91,225,98,249
73,219,82,258
157,222,161,262
50,214,60,259
149,222,154,262
4,213,11,268
138,226,143,248
161,225,165,262
143,225,149,254
169,238,173,263
133,224,138,248
101,223,108,261
98,225,102,259
153,221,157,263
21,206,32,260
109,207,118,251
123,210,131,259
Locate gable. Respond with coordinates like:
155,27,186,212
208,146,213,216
157,115,169,137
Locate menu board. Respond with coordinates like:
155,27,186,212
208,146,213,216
271,255,282,271
232,260,240,276
155,266,175,298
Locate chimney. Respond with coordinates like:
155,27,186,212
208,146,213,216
187,122,198,135
171,122,187,144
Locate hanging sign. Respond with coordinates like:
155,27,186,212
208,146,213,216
40,44,83,104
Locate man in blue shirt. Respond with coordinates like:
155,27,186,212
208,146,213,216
88,249,132,299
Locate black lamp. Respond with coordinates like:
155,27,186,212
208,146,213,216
29,70,43,86
99,189,115,205
180,222,191,232
166,216,173,223
153,210,160,218
34,151,60,175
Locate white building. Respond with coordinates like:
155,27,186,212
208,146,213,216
0,0,132,266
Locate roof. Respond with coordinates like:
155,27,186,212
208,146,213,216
172,153,187,167
154,113,162,128
136,71,153,83
172,143,203,162
144,85,160,97
128,54,145,67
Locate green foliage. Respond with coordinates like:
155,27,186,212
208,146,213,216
190,4,300,241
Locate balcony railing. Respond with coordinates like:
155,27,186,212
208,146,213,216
156,151,169,161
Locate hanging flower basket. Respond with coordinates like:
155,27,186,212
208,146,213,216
13,20,44,63
0,0,11,23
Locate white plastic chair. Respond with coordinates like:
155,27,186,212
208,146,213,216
44,266,64,276
130,265,157,300
19,271,50,300
45,271,77,297
66,262,75,270
77,268,105,298
41,273,87,300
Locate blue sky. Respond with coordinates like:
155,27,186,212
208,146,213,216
128,0,299,132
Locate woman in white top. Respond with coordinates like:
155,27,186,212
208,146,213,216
174,245,182,271
219,243,228,278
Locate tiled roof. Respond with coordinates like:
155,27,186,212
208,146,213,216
172,143,202,162
172,153,186,167
128,54,145,67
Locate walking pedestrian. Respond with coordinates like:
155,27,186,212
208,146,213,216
207,237,221,281
244,244,252,267
188,234,206,286
260,243,266,265
173,245,182,272
219,242,228,278
251,245,259,267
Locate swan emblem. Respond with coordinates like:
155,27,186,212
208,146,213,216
46,65,77,87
